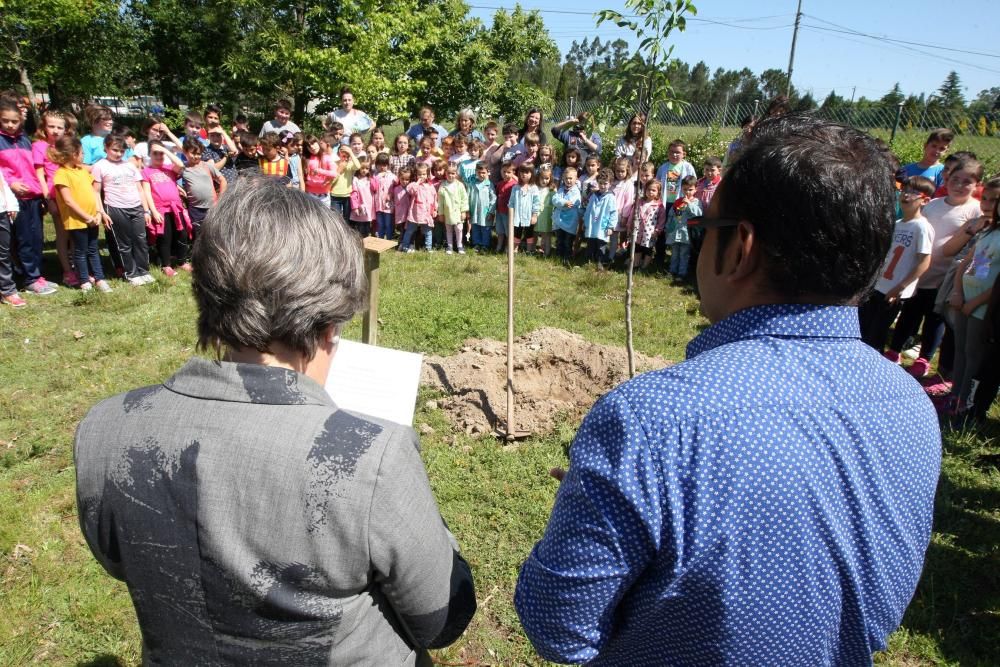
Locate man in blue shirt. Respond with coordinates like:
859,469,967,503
515,114,941,666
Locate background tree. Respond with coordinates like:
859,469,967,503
937,70,966,110
1,0,138,112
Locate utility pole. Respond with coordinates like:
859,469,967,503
785,0,803,98
850,86,856,105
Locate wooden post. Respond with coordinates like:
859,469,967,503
361,237,397,346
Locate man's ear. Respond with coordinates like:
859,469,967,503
728,221,761,282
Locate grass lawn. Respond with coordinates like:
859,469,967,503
1,236,998,665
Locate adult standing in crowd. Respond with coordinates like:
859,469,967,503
614,113,652,167
258,98,300,136
515,114,940,665
518,107,547,145
327,86,374,144
75,178,476,664
406,106,448,149
550,112,602,164
448,108,484,143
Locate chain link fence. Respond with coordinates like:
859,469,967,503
552,99,1000,175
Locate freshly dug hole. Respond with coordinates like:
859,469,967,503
421,328,670,436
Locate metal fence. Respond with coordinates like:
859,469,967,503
552,99,1000,174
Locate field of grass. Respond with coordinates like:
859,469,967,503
1,235,998,665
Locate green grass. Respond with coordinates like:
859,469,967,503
1,239,998,665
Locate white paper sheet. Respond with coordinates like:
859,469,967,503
325,339,423,426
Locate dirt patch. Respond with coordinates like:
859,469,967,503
421,328,670,436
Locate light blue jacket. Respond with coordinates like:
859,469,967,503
469,178,496,227
665,198,703,244
582,191,618,240
552,185,582,234
510,184,541,228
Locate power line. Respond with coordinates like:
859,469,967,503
801,24,1000,76
803,13,1000,60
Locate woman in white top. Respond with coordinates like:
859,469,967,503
326,87,374,144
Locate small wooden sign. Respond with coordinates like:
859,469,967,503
361,236,398,346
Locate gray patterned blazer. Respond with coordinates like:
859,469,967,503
75,358,476,665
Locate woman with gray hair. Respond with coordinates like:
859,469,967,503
448,107,484,143
74,178,476,665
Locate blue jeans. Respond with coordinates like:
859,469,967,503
70,226,105,283
401,222,433,250
13,197,44,284
471,224,492,249
0,213,16,295
330,196,350,221
376,212,394,239
669,242,690,276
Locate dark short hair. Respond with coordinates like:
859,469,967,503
238,131,259,150
182,137,203,153
185,110,203,125
204,104,222,116
904,175,936,198
502,123,519,136
103,133,126,150
948,150,977,162
259,132,281,150
714,114,895,302
703,156,723,168
950,157,984,182
926,128,954,145
375,152,390,167
274,99,292,112
680,175,697,188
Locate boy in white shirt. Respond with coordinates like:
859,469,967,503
860,176,935,351
885,158,984,376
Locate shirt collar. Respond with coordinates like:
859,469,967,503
686,304,860,360
163,357,335,406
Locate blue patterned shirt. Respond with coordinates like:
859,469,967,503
515,304,940,666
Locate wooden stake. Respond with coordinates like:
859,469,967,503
361,236,397,346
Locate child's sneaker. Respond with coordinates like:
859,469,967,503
3,293,27,308
63,271,80,288
920,373,952,396
882,349,900,364
404,247,415,254
142,274,156,284
179,262,193,272
80,281,93,292
458,247,466,255
26,278,57,295
902,344,921,360
95,280,113,293
446,247,453,255
907,357,930,378
128,276,146,286
163,266,177,277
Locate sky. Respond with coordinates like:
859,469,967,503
466,0,999,104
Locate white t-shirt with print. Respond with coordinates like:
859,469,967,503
874,216,934,299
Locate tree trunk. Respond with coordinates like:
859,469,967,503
8,37,38,127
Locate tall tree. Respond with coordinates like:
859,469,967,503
937,70,965,110
880,83,904,107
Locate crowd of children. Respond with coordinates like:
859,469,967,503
0,94,729,310
859,128,1000,427
1,91,998,423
